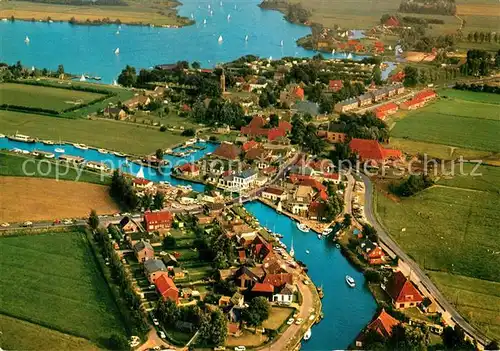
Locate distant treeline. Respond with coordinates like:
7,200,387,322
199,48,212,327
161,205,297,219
454,83,500,95
390,174,434,197
16,0,127,5
401,16,445,25
399,0,456,16
259,0,311,24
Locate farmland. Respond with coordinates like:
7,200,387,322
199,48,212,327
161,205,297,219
0,83,105,112
375,163,500,340
0,230,126,344
0,314,98,351
0,177,118,222
0,110,187,155
391,92,500,153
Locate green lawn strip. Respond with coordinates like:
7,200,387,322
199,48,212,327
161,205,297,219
0,110,187,155
436,163,500,193
0,314,98,351
419,99,500,121
0,231,126,343
0,152,110,185
439,88,500,105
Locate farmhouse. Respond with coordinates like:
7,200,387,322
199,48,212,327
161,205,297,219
144,211,173,232
317,130,347,144
103,106,127,120
133,239,155,262
386,271,423,309
355,309,400,347
123,95,151,110
349,138,402,163
155,275,179,303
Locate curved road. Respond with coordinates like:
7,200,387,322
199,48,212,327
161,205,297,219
360,173,489,347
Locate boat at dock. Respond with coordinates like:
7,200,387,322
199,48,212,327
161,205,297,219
317,234,322,239
33,150,55,158
317,286,324,299
297,223,310,233
98,148,109,154
0,134,5,138
8,133,35,143
54,148,65,153
322,227,333,235
345,275,356,288
113,151,126,157
42,140,54,145
303,328,312,341
73,143,89,150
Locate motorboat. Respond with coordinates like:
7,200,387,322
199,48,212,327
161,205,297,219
336,243,341,249
0,134,5,138
42,140,54,145
73,143,88,150
296,223,310,233
322,227,333,235
114,48,120,55
317,234,322,239
98,148,109,154
8,133,35,143
305,250,310,254
21,150,30,154
113,151,126,157
245,34,248,41
25,35,30,44
55,148,65,153
345,275,356,288
12,148,23,153
303,328,311,341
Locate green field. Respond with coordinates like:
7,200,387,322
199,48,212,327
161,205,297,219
0,231,126,344
0,110,187,154
0,152,110,185
392,93,500,152
0,83,105,112
376,164,500,340
440,89,500,105
0,314,98,351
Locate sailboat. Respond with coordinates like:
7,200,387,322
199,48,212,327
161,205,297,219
289,238,295,258
227,14,231,21
118,25,122,30
245,34,249,42
79,74,86,82
269,56,272,61
280,39,284,46
112,80,118,86
116,30,120,35
190,13,194,19
210,10,213,16
207,4,211,9
114,47,120,55
55,138,65,153
31,66,35,71
219,1,222,6
136,167,145,179
218,35,223,43
347,52,353,60
331,48,335,54
203,18,207,25
24,35,30,44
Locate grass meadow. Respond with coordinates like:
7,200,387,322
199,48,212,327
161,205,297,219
0,110,187,155
0,83,104,112
0,231,126,344
392,92,500,153
376,163,500,340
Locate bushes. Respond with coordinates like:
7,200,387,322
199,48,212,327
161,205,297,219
390,174,434,197
181,128,196,137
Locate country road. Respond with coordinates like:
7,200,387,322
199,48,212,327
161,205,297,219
360,173,489,347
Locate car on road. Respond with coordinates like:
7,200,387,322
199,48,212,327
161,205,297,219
214,347,226,351
234,347,246,351
159,331,166,339
295,318,303,325
153,318,159,326
303,279,310,285
63,219,73,225
53,219,61,225
287,318,295,325
22,221,33,227
1,222,10,227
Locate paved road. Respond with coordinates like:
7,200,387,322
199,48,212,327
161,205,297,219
360,173,489,347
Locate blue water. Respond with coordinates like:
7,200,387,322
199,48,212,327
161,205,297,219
0,137,217,192
244,201,377,350
0,0,367,83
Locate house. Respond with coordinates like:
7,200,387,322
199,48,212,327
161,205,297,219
144,259,169,283
231,292,245,307
370,88,387,102
375,102,399,120
390,71,405,83
103,106,127,120
349,138,402,163
240,116,290,142
415,89,436,102
384,16,400,27
386,83,404,97
262,273,294,287
317,131,347,144
132,178,153,190
242,140,259,152
334,98,358,113
219,295,231,307
123,95,151,110
173,267,185,280
119,216,142,233
280,85,305,106
356,309,400,347
328,80,343,92
133,240,155,262
177,163,200,177
227,322,242,337
238,250,247,264
213,142,241,161
386,271,424,309
273,283,295,305
251,282,275,300
218,169,258,191
155,275,179,303
234,266,260,289
261,187,287,202
308,201,327,221
357,239,386,265
144,211,173,232
357,93,373,107
162,253,179,268
400,97,426,110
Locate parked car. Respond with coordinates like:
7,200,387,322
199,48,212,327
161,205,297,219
234,347,246,351
286,318,295,325
53,219,61,225
1,222,10,227
63,219,73,225
23,221,33,227
295,318,303,325
153,318,159,326
159,331,166,339
214,347,226,351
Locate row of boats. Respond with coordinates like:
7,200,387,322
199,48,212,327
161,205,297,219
296,222,334,236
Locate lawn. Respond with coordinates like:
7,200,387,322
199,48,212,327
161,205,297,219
440,89,500,105
428,272,500,341
388,138,492,160
0,110,187,155
0,83,104,113
0,231,126,344
0,314,98,351
391,95,500,152
0,152,110,185
262,306,295,330
436,163,500,193
0,177,118,222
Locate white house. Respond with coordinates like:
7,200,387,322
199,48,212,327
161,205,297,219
218,169,258,192
273,284,295,305
262,187,287,202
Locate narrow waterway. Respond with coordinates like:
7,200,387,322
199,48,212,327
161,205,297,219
244,201,377,350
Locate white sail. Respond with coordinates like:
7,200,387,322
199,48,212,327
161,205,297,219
203,18,207,25
116,30,120,35
218,35,223,43
79,74,86,82
31,66,35,71
245,34,249,41
210,10,213,15
114,47,120,55
24,36,30,43
190,13,194,19
280,39,284,46
112,80,118,86
227,14,231,20
331,48,335,54
347,53,353,59
208,4,211,9
269,56,272,61
136,167,145,179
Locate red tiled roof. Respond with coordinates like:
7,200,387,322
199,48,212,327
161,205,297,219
262,273,293,287
366,309,400,338
228,322,240,334
390,71,405,82
252,282,275,293
248,115,266,128
289,175,327,193
263,187,285,196
329,80,343,91
317,190,329,201
133,178,151,185
349,138,402,161
401,98,423,108
213,143,241,160
178,163,199,173
387,271,423,304
293,86,304,100
385,16,400,27
155,275,178,300
376,102,398,114
238,250,246,262
278,120,292,133
242,140,259,152
323,172,340,180
415,90,436,100
144,211,173,224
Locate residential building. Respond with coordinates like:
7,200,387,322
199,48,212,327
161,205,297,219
400,98,426,110
144,259,169,283
334,98,358,113
273,283,295,305
103,106,127,120
386,271,424,309
218,169,258,191
328,80,343,92
357,239,386,265
123,95,151,110
212,142,241,161
349,138,402,163
119,216,142,233
155,275,179,303
144,211,173,232
132,178,153,190
370,88,387,102
317,131,347,144
375,102,399,120
261,187,287,202
355,309,400,347
177,163,200,177
133,239,155,262
357,93,373,107
234,266,260,289
173,267,185,280
251,282,275,300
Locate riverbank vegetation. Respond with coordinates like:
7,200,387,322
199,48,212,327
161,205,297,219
0,230,127,346
0,0,191,26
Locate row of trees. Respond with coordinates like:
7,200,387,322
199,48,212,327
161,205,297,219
110,170,139,210
339,113,390,142
454,83,500,94
399,0,456,15
191,98,246,128
461,49,498,77
290,115,326,155
466,32,500,44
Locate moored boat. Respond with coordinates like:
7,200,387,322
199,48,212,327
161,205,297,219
42,140,54,145
98,148,109,154
0,134,5,138
55,147,65,153
113,151,126,157
73,143,89,150
303,328,311,341
8,133,35,143
322,227,333,235
345,275,356,288
296,223,310,233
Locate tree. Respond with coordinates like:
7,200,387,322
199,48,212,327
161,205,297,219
117,65,137,87
153,191,165,210
269,114,279,127
442,326,474,350
107,334,129,350
362,223,378,242
181,128,196,136
403,66,419,87
388,324,428,350
198,309,228,346
342,213,352,228
242,297,270,328
163,235,177,249
192,61,201,69
204,183,216,194
155,148,164,160
259,92,270,108
88,209,99,231
372,66,383,85
56,64,64,76
141,193,153,210
485,340,499,350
